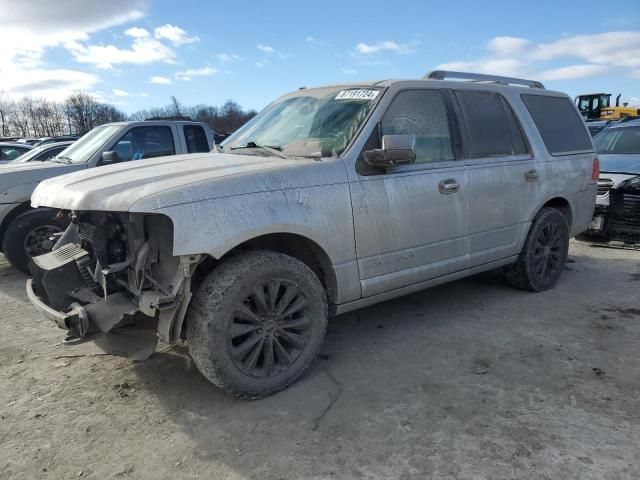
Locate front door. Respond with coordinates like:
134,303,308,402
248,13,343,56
349,89,469,297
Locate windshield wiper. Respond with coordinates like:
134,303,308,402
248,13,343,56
230,141,288,158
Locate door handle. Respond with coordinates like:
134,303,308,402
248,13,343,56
525,169,539,182
438,178,459,194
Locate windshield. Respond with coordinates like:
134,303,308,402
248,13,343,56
55,125,122,164
221,86,382,158
594,126,640,154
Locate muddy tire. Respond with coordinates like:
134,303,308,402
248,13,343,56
504,207,570,292
186,251,328,398
2,208,69,275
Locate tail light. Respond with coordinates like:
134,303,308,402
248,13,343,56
591,157,600,181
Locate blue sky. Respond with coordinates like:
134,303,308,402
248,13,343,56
1,0,639,113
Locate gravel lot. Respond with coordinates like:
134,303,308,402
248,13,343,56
1,240,639,480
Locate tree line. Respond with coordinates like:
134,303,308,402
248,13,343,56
0,92,257,138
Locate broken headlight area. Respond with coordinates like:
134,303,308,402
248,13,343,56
589,176,640,244
28,211,200,359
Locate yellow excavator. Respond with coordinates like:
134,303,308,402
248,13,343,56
576,93,639,121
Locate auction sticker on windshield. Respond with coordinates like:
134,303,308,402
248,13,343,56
335,89,379,101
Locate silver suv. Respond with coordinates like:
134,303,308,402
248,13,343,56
27,71,598,398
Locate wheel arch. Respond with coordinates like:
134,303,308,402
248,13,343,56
0,201,32,251
535,196,573,229
192,232,339,304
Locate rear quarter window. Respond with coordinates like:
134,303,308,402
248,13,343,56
521,94,593,155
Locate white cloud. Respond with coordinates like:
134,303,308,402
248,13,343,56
175,66,217,81
0,67,99,101
154,24,199,46
488,37,532,56
306,36,326,46
257,44,275,54
124,27,150,38
112,88,129,97
0,0,145,99
355,40,417,55
217,53,242,63
149,76,172,85
67,27,178,69
437,31,640,81
257,44,286,59
537,64,610,81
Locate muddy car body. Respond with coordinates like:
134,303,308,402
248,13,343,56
28,72,598,397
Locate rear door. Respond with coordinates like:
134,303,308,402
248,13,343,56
454,89,536,266
349,88,470,297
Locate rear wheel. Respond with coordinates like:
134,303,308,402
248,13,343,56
186,251,328,398
2,209,69,275
504,207,569,291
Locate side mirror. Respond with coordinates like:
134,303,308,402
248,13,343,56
364,134,416,168
101,151,119,165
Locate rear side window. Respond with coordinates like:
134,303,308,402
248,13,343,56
521,94,592,155
184,125,210,153
455,90,528,158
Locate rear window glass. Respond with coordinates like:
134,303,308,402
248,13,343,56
455,91,528,158
521,94,593,155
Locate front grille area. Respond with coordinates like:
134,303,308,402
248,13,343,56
608,181,640,242
75,213,128,267
597,177,615,197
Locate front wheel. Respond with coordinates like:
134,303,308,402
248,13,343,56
504,207,570,292
2,208,69,275
186,251,328,398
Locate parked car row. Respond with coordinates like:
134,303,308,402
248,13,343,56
0,120,214,273
0,135,80,147
0,142,33,163
17,71,599,398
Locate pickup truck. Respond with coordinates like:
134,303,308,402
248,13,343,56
0,120,214,273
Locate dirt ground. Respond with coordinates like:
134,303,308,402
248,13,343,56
1,240,639,480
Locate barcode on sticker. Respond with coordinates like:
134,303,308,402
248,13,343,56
335,89,379,100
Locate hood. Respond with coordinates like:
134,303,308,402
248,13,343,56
598,154,640,175
0,161,83,200
31,152,324,212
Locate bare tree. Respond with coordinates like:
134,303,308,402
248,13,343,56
129,97,256,134
0,93,12,137
0,91,253,138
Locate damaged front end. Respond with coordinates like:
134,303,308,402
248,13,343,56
26,211,200,360
589,176,640,245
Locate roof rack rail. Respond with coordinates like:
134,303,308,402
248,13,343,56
424,70,545,89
